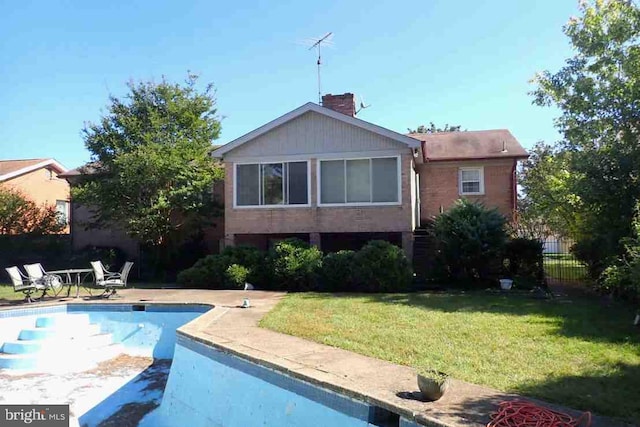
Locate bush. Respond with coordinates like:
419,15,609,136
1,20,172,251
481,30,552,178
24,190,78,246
269,238,323,291
177,245,267,289
225,264,249,289
571,237,613,280
433,199,507,285
503,238,545,289
319,250,357,291
352,240,412,292
71,246,128,271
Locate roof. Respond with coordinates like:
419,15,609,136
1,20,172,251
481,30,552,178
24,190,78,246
408,129,528,162
57,162,101,179
0,158,67,182
212,102,421,158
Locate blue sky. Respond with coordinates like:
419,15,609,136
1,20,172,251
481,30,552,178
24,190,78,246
0,1,579,169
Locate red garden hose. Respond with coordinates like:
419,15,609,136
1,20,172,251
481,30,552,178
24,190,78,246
488,400,592,427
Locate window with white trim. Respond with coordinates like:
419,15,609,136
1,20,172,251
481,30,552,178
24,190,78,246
459,167,484,195
56,200,70,225
235,161,308,207
319,157,399,205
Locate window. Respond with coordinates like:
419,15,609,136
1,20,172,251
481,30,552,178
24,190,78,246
235,161,309,207
56,200,70,225
459,167,484,195
319,157,399,205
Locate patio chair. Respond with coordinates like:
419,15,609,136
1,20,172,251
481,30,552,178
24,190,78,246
5,266,47,303
23,263,63,297
90,261,134,298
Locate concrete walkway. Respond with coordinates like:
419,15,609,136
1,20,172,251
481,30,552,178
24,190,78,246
1,289,632,427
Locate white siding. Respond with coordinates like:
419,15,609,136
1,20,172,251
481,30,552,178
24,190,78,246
226,111,408,160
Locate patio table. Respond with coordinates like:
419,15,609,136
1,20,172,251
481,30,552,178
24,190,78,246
46,268,93,298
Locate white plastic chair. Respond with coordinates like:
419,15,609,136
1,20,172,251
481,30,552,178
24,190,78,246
5,266,46,302
23,263,63,296
90,261,134,298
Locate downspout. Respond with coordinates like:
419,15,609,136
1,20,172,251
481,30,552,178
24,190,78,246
511,160,517,221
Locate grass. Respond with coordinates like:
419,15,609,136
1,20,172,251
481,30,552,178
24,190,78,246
0,282,169,303
260,292,640,423
543,253,588,282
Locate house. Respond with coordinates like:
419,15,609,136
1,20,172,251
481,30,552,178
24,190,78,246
212,93,528,259
60,157,226,260
0,158,71,232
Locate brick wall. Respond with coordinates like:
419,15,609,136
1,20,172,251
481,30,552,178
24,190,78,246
224,154,414,238
417,158,516,220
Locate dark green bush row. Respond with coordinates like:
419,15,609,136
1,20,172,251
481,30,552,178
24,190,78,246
177,238,412,292
176,245,269,290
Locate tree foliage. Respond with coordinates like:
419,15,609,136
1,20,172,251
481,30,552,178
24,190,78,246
529,0,640,274
0,187,65,235
516,142,582,240
72,74,223,248
407,122,463,133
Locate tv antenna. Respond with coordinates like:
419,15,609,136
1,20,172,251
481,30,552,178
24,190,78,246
307,32,333,104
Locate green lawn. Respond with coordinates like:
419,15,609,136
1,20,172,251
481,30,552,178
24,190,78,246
544,253,588,282
0,282,167,303
260,292,640,423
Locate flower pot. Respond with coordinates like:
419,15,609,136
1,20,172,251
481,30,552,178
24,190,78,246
499,279,513,290
417,372,450,401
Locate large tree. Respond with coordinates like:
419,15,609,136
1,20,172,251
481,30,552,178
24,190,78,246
73,74,223,251
530,0,640,272
0,188,65,235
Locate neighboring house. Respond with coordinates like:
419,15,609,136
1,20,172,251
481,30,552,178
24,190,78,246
60,156,226,259
58,164,140,259
212,93,528,259
0,158,70,232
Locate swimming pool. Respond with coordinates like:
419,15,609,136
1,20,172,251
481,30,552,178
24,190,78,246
0,303,427,427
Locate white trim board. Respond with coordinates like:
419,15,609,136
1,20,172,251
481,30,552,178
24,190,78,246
0,159,67,182
212,103,421,158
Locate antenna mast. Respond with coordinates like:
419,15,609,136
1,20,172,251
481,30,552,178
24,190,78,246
309,32,333,104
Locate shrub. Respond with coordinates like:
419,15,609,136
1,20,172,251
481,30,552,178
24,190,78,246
433,199,507,285
353,240,412,292
571,237,613,279
503,238,545,289
72,246,128,271
177,245,267,289
319,250,357,291
269,238,322,291
225,264,249,289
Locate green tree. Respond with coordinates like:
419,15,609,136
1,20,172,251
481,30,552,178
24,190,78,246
0,187,65,235
73,74,223,260
516,142,582,240
531,0,640,274
407,122,463,133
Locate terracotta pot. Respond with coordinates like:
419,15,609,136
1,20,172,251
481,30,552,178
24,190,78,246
417,372,450,401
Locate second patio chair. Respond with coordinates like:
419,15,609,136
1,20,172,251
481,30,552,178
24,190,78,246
90,261,134,298
5,266,47,303
23,263,63,297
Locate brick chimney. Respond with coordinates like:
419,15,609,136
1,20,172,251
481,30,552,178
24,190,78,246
321,93,356,117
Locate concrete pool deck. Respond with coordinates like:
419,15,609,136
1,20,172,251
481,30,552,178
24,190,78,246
0,289,631,427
